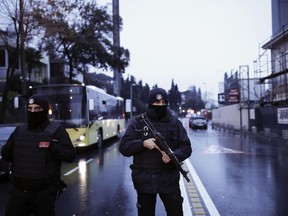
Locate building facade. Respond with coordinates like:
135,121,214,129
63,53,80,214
214,0,288,136
257,0,288,136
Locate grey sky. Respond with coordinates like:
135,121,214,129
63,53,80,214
100,0,272,99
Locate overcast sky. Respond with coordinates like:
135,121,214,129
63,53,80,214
100,0,272,99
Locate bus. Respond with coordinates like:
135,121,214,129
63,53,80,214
29,84,125,148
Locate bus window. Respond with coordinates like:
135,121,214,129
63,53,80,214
89,99,94,111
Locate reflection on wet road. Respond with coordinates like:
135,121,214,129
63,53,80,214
183,118,288,216
1,120,288,216
57,142,138,216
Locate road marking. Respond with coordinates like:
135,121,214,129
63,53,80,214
204,145,245,154
180,176,193,216
185,159,221,216
63,158,94,176
63,156,218,215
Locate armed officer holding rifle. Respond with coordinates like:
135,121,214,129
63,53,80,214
119,87,192,216
1,94,77,216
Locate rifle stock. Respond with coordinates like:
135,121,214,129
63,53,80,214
137,114,190,182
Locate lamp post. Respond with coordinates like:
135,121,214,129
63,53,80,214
130,84,136,120
112,0,121,96
20,0,27,97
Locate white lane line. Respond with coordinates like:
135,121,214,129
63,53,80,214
63,158,94,176
185,160,221,216
180,176,193,216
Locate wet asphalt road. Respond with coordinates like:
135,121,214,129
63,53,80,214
1,118,288,216
187,125,288,216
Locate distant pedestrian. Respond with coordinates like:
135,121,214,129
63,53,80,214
119,87,192,216
1,94,77,216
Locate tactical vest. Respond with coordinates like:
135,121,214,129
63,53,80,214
12,122,60,180
134,115,179,170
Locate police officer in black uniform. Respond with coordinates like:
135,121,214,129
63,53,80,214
1,94,77,216
119,87,192,216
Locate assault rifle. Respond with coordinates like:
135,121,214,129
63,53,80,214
136,114,190,182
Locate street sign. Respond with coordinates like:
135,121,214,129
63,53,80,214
126,99,131,112
228,88,239,103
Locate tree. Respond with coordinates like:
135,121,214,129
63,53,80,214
0,0,40,123
76,2,129,73
31,0,130,83
181,85,205,113
168,79,181,114
31,0,81,83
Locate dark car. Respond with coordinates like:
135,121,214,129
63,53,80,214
0,126,16,178
189,116,208,129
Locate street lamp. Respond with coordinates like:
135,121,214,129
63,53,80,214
130,84,136,120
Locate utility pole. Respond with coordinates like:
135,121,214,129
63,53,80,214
130,84,136,120
112,0,121,96
19,0,27,97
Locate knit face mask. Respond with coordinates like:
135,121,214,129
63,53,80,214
149,105,168,119
27,110,48,128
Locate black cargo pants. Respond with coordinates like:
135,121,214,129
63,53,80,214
136,189,183,216
5,184,57,216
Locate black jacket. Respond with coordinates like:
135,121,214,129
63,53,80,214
1,121,77,190
119,108,192,193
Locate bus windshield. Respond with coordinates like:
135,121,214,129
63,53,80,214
48,94,87,128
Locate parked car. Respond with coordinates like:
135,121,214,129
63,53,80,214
189,116,208,129
0,126,17,178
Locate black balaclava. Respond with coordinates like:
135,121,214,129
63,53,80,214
27,94,49,128
148,88,168,119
